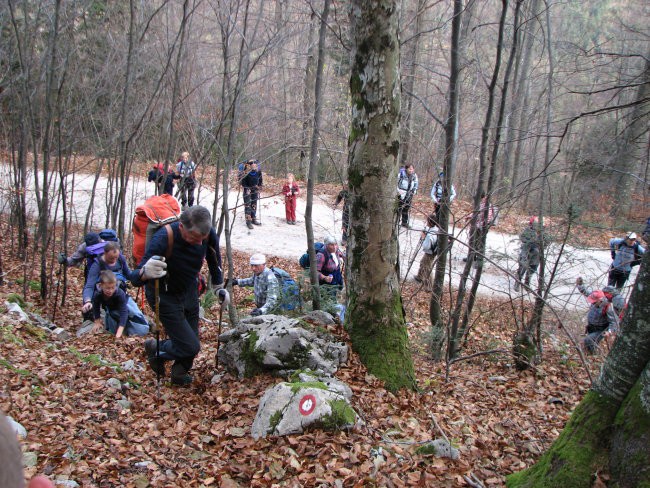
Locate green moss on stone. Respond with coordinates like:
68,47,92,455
6,293,27,308
289,381,328,393
241,331,265,378
268,410,283,434
415,443,437,456
278,342,311,370
319,400,356,430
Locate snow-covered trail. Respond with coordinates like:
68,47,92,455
1,164,635,315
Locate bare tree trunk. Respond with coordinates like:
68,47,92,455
347,0,416,392
449,0,522,360
305,0,331,312
299,8,318,179
399,0,426,167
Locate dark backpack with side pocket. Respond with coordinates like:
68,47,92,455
299,242,326,269
270,267,300,311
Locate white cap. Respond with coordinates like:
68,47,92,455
250,253,266,265
627,232,637,240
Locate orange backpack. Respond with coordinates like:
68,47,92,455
132,194,181,265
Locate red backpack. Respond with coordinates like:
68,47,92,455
132,194,181,265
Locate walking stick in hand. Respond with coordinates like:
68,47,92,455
215,288,230,369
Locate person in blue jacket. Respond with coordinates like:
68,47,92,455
608,232,645,289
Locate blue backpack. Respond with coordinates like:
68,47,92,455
270,267,300,311
299,242,326,269
84,241,108,281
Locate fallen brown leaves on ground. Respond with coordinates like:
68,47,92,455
0,210,606,488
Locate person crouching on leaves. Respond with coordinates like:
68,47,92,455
90,270,132,338
282,172,300,225
582,289,619,354
231,253,279,316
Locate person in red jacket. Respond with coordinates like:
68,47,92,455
282,173,300,225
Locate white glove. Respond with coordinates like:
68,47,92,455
141,256,167,280
81,302,92,313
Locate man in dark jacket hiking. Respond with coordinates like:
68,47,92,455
240,159,263,229
131,205,223,386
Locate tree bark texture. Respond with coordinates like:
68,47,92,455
507,250,650,487
347,0,416,392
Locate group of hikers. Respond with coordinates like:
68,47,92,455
147,151,197,208
55,156,648,386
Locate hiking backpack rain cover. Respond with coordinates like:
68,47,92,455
132,194,181,264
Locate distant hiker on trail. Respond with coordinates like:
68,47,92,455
176,151,196,208
240,159,263,229
231,253,279,316
463,193,499,267
148,163,165,194
89,270,147,338
397,164,418,228
132,205,223,386
430,171,456,223
81,242,149,337
316,236,345,292
608,232,645,289
576,277,626,320
514,217,542,291
282,173,300,225
581,289,619,354
415,214,438,289
334,186,350,246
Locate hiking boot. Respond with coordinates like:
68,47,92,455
144,339,165,376
171,363,193,386
246,221,254,229
252,219,261,226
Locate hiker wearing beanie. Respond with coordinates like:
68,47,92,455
231,253,279,316
582,289,619,354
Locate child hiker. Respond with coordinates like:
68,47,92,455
90,270,143,338
282,173,300,224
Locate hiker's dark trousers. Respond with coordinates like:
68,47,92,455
146,286,200,372
607,268,630,289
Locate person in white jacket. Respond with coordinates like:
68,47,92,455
397,164,419,228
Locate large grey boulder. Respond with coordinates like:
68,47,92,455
217,314,348,378
251,379,357,439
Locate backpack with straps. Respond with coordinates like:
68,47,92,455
132,194,181,265
97,255,129,292
84,241,108,282
270,267,300,311
299,242,326,269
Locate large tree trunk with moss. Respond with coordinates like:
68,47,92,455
507,251,650,488
347,0,415,392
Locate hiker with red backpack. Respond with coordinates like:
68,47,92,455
231,253,279,316
579,288,619,354
81,241,149,337
131,205,223,386
576,277,626,320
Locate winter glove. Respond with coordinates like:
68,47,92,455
231,279,239,286
576,277,583,286
57,252,67,265
250,308,262,317
81,302,93,313
141,256,167,280
217,289,230,307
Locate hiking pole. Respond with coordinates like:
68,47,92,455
154,276,162,400
51,262,64,323
215,288,230,369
